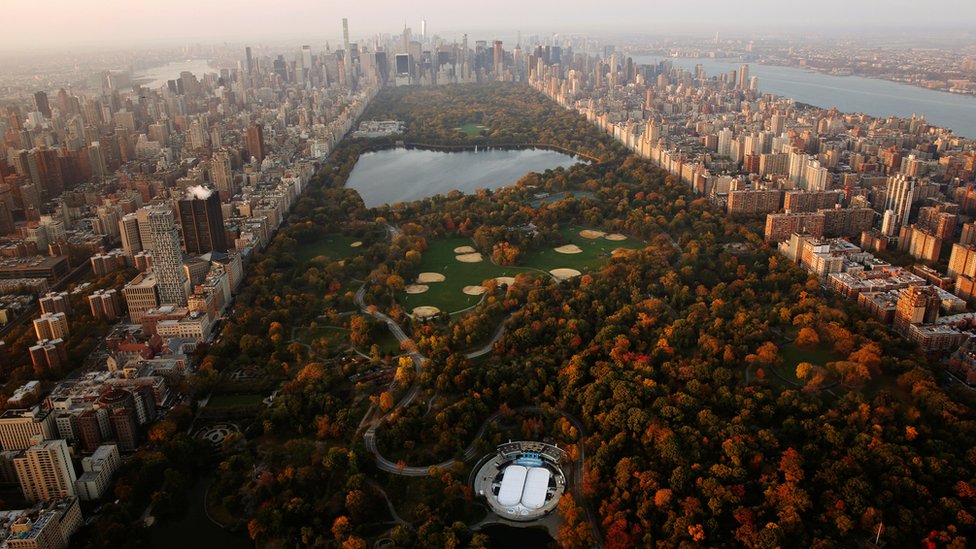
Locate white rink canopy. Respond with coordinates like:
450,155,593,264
496,464,550,510
522,467,551,510
497,465,528,506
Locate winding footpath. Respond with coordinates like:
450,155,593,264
464,314,513,359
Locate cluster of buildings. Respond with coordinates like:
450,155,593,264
0,19,383,546
525,44,976,381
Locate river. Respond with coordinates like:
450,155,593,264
630,56,976,138
345,147,583,208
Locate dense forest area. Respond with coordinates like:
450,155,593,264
137,83,975,548
359,82,620,162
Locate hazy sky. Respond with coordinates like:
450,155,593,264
2,0,975,51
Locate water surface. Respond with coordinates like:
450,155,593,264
632,56,976,138
135,59,216,89
346,147,582,208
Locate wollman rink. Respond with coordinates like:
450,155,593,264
474,441,567,521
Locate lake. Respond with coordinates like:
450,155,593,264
631,56,976,138
134,59,217,89
345,147,583,208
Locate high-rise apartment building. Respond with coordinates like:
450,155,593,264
74,444,121,501
143,206,188,306
210,149,235,199
885,174,916,227
894,285,941,336
0,408,56,451
28,339,68,374
178,189,227,255
948,243,976,279
33,313,69,341
14,439,77,503
122,272,161,324
38,292,71,316
245,125,265,163
87,289,124,321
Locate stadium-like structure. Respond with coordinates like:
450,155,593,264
474,441,567,521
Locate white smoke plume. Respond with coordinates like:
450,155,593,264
186,185,214,200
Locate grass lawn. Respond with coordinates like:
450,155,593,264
294,234,363,265
399,229,644,315
780,342,837,370
776,341,840,386
207,393,266,408
399,237,527,314
456,123,488,136
349,315,403,355
528,190,597,207
298,325,350,348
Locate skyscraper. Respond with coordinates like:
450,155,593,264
885,174,916,227
14,439,77,503
118,212,143,260
210,149,235,199
245,125,265,163
33,91,51,118
342,18,352,88
493,41,504,77
178,187,227,255
738,64,749,90
144,206,188,306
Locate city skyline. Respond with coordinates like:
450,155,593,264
1,0,975,51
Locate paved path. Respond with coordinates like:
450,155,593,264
464,315,513,359
367,480,410,526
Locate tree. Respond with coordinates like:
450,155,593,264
795,327,820,348
379,391,395,412
387,273,405,292
331,515,352,541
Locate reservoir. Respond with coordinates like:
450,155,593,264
632,56,976,138
345,147,582,208
134,59,217,89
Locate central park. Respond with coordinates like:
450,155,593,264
109,82,976,549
